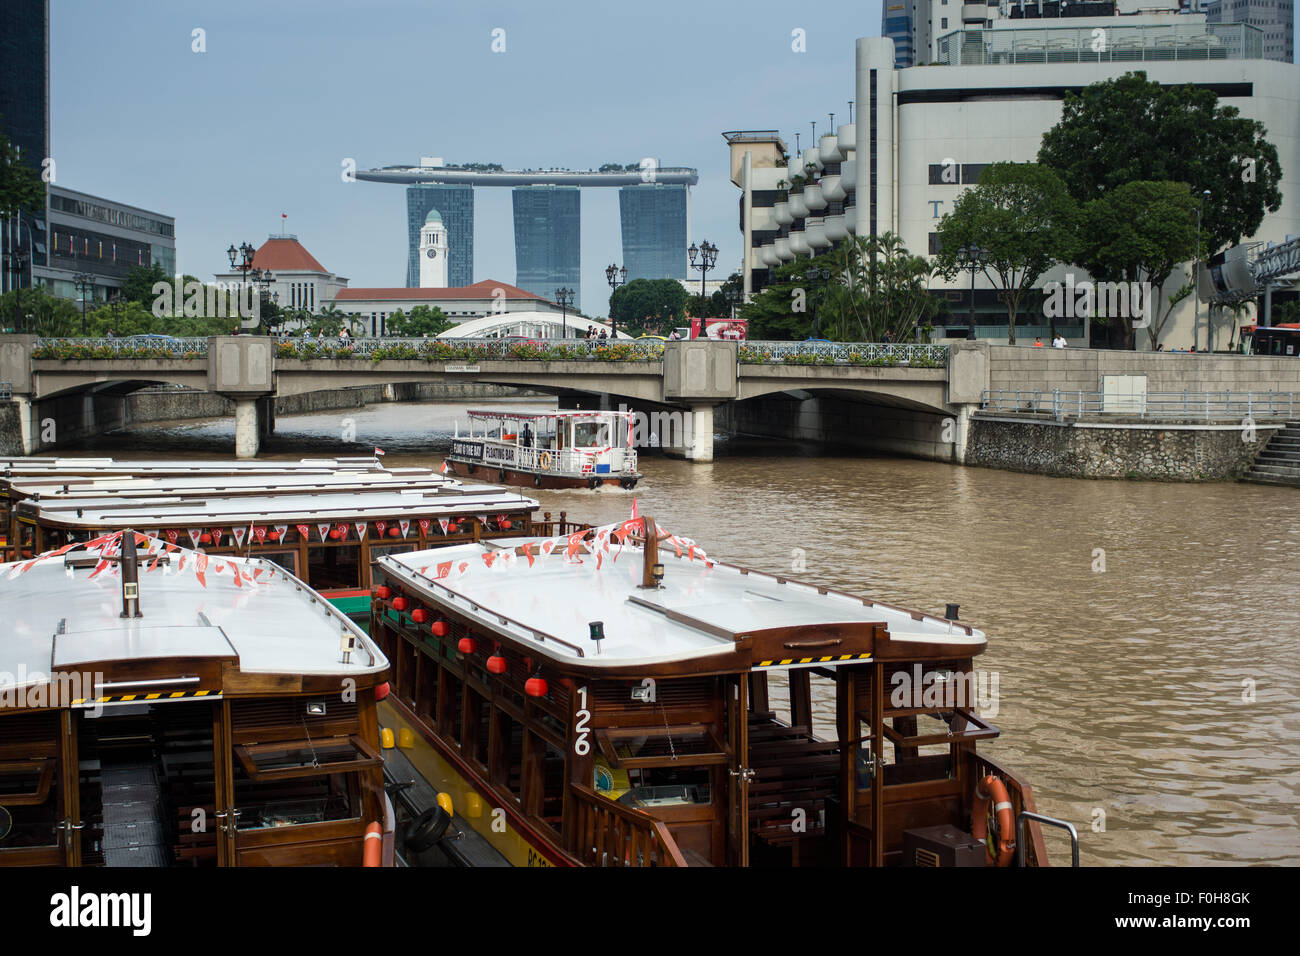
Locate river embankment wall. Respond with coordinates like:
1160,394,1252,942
965,415,1281,480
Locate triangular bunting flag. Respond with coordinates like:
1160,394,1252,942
317,523,330,541
165,529,179,544
296,524,310,539
210,528,223,546
399,520,410,539
418,518,430,536
253,525,267,542
521,543,535,567
231,526,246,548
435,561,452,579
355,522,368,540
187,528,201,547
374,521,387,537
438,518,451,534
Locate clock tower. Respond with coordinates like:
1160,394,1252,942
418,208,449,288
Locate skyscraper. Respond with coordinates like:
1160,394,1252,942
512,185,580,309
618,184,687,281
1206,0,1293,63
1,0,50,294
405,184,473,287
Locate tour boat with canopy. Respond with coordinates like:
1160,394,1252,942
0,529,393,867
368,511,1071,868
0,459,564,619
443,409,641,490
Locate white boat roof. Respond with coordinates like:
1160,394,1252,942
18,485,539,528
0,534,386,695
8,469,459,501
380,534,985,669
0,456,387,475
467,409,629,421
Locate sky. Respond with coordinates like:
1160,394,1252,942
49,0,884,315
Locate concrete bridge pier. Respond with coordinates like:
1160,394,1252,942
233,399,260,458
684,403,716,462
208,336,276,459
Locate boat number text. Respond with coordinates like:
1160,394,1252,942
575,686,591,755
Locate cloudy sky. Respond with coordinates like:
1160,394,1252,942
50,0,878,313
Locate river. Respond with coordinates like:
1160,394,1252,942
69,397,1300,866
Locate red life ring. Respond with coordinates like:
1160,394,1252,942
971,774,1016,867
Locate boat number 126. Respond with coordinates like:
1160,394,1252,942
575,686,591,755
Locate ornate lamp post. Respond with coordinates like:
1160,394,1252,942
6,246,27,334
73,271,95,335
605,263,627,337
555,287,574,340
956,246,987,340
688,241,719,318
228,241,274,331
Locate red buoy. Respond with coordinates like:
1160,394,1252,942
373,586,391,600
431,621,448,637
411,608,429,624
486,653,508,675
525,676,548,698
392,596,408,611
374,681,390,701
457,636,477,655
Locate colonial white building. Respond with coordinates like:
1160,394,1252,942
330,279,563,336
729,12,1300,349
212,235,349,325
418,208,449,288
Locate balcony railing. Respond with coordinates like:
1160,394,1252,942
739,342,949,367
981,388,1299,421
32,336,210,359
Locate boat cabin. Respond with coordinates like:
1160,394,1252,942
447,410,640,489
0,530,392,867
369,517,1050,867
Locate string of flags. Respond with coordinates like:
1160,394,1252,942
416,512,712,583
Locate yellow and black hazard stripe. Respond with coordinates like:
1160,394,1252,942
71,689,219,707
755,652,873,668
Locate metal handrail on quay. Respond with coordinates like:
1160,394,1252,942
980,388,1299,422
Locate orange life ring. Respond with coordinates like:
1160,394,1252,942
971,774,1016,867
539,451,552,471
362,821,383,867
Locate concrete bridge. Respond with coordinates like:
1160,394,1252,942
0,335,980,460
4,334,1298,464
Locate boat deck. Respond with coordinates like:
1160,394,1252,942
100,761,168,867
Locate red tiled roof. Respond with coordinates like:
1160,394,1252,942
251,238,329,273
335,280,546,302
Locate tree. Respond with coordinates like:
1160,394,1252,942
387,304,452,336
121,263,170,306
1074,180,1199,349
935,162,1079,344
608,278,688,335
1038,71,1282,257
0,124,45,221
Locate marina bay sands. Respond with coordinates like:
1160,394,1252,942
356,159,701,309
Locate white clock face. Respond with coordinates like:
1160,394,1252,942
426,249,437,258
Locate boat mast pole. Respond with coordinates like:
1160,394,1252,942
120,530,143,619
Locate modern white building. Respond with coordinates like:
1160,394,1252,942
729,13,1300,349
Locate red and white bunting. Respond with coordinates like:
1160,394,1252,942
187,528,202,547
374,521,387,537
540,540,557,556
297,524,310,539
399,520,410,538
418,518,430,536
317,523,330,541
336,522,350,539
231,526,246,548
253,525,267,542
437,518,451,534
355,522,368,540
275,524,288,540
477,514,488,526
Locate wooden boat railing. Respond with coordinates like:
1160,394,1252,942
966,749,1050,867
567,784,688,867
528,512,591,537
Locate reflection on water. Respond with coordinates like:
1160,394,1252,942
75,399,1300,865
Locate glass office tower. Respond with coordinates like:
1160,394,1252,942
618,184,687,281
406,184,473,287
1,0,50,294
512,185,580,309
881,1,917,68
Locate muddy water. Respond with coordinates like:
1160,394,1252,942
77,398,1300,865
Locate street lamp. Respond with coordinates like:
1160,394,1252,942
6,213,32,333
555,287,574,339
688,241,719,317
1194,190,1210,352
605,263,627,337
108,291,123,337
228,241,274,332
73,271,95,336
957,246,987,340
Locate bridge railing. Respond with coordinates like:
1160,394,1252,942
739,341,949,367
982,388,1300,421
278,337,667,362
32,336,211,359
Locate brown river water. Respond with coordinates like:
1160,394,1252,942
73,398,1300,866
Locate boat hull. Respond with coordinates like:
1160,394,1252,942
445,459,639,490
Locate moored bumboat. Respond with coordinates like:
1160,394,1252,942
370,513,1065,867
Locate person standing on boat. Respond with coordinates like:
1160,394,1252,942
522,423,534,447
